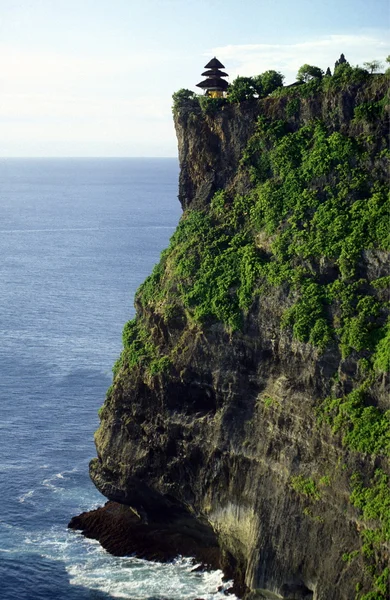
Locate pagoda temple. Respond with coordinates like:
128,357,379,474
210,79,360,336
196,57,229,98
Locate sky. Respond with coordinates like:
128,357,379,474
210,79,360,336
1,0,389,157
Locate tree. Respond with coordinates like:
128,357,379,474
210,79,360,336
363,60,383,74
258,70,285,95
251,75,263,97
228,76,258,102
296,64,324,83
172,89,196,105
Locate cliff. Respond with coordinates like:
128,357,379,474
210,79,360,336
85,74,389,599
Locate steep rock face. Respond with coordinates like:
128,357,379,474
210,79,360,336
90,77,390,599
175,81,389,211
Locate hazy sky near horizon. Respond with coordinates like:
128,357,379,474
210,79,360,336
1,0,389,157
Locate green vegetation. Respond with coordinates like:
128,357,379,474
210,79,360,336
227,76,262,102
172,70,285,110
172,88,197,112
262,395,276,408
173,55,389,114
319,384,390,456
241,116,389,353
285,97,300,117
111,317,172,378
152,91,390,358
350,470,390,600
351,470,390,545
296,64,324,82
354,98,387,123
290,475,321,501
269,63,372,99
138,204,264,330
342,550,360,563
373,318,390,373
318,475,331,487
227,70,285,102
363,60,383,74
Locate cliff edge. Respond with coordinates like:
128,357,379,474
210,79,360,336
86,73,389,599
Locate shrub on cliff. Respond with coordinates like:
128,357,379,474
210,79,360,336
228,76,261,102
296,64,324,82
172,88,197,112
228,71,284,102
255,70,285,96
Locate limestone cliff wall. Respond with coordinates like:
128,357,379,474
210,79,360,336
90,76,390,600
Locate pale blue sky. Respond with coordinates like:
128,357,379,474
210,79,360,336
1,0,389,156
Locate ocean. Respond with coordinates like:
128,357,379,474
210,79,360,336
0,158,235,600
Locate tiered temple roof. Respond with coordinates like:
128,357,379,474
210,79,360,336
196,58,229,94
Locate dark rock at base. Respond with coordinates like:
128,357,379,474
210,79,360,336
69,501,246,597
69,500,221,569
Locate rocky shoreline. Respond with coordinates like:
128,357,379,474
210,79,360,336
68,502,244,597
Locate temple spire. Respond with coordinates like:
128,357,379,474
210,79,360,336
196,57,229,98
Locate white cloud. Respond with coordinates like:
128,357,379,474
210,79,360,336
209,33,390,83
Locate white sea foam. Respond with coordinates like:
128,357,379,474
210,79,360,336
42,471,68,490
67,553,236,600
18,490,35,503
31,527,238,600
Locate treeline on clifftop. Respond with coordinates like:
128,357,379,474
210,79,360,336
172,54,390,113
104,69,389,599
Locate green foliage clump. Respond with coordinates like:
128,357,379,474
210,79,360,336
198,95,227,115
350,469,390,598
228,71,284,102
322,64,369,91
172,88,197,112
342,550,360,563
241,115,389,355
354,99,386,123
371,276,390,290
228,76,261,102
350,470,390,543
262,395,275,408
121,318,157,368
373,318,390,373
137,196,264,330
111,317,172,377
258,70,285,95
296,64,324,82
282,282,332,349
290,475,321,501
319,385,390,456
149,356,172,375
285,97,300,118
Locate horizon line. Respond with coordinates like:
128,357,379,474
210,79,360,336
0,155,179,160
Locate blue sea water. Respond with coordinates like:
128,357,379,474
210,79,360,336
0,159,235,600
